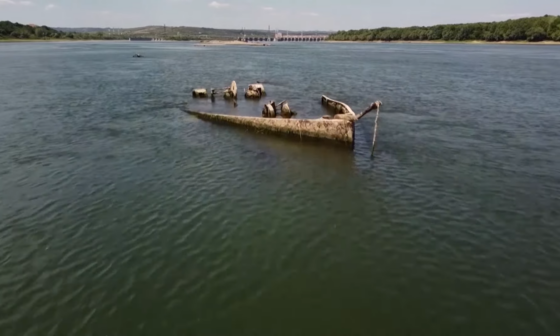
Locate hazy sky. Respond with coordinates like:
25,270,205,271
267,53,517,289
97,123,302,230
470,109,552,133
1,0,559,31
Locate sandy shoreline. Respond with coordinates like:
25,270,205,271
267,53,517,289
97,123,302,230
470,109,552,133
325,40,560,45
193,40,270,47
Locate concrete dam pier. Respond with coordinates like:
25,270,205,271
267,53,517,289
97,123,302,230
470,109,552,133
238,32,327,42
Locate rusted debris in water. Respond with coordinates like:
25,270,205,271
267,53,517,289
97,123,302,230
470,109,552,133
192,81,237,100
192,88,208,98
261,100,295,119
262,101,276,118
244,83,265,99
223,81,237,99
321,95,354,114
320,95,381,120
279,101,296,118
249,83,265,93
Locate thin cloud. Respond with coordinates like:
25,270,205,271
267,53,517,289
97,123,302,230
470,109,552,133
262,6,274,11
45,3,55,10
208,1,229,8
301,12,319,17
0,0,33,5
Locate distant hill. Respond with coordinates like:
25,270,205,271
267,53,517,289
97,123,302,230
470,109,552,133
54,27,115,33
54,25,334,40
2,21,332,41
1,21,125,40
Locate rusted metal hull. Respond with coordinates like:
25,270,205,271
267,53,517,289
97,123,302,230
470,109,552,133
187,110,355,147
321,95,356,116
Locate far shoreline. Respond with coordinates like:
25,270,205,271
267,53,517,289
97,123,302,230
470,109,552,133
0,39,271,46
0,39,127,43
3,39,559,46
325,40,560,45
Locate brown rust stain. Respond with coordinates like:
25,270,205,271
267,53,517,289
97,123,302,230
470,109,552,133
321,95,356,116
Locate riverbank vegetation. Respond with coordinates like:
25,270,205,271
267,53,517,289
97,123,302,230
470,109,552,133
0,21,125,40
0,21,256,41
328,15,560,42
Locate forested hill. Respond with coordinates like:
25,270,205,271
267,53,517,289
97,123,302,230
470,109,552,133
0,21,62,39
328,15,560,42
2,21,328,41
0,21,125,40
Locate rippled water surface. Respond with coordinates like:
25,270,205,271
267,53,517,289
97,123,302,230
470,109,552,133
1,41,560,335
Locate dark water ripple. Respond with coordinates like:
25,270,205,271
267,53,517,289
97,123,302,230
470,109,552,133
1,41,560,335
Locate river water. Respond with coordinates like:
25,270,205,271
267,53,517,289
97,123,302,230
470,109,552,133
1,41,559,335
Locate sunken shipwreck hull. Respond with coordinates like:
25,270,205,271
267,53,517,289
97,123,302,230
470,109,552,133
187,110,355,147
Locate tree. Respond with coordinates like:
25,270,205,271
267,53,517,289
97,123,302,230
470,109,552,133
526,26,547,41
327,15,560,42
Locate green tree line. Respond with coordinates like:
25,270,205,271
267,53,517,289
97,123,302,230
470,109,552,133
0,21,126,40
1,21,242,41
328,15,560,42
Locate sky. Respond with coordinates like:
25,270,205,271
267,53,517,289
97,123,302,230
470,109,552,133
1,0,559,31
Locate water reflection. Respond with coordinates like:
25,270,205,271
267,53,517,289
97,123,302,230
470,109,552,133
201,119,357,175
